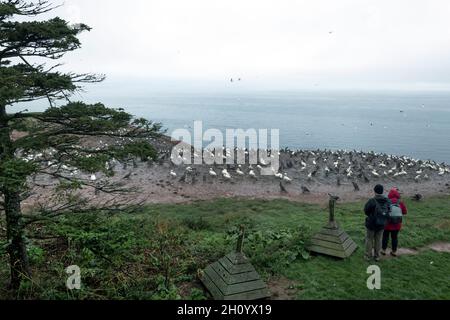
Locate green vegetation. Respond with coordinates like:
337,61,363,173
1,0,162,290
1,196,449,300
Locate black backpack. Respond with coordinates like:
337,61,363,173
374,199,390,228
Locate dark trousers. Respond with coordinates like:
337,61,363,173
382,230,399,252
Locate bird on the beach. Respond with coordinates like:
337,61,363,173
123,172,132,180
362,174,370,183
273,171,283,179
209,169,217,177
347,170,353,178
222,169,231,180
249,170,257,178
236,167,245,176
398,170,408,176
90,174,97,182
280,181,288,194
311,167,320,177
301,186,310,194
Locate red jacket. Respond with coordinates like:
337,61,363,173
386,189,408,231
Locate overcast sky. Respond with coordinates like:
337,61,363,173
47,0,450,91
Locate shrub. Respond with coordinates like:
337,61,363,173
226,225,311,274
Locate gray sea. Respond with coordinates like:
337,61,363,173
17,89,450,163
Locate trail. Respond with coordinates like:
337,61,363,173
382,242,450,259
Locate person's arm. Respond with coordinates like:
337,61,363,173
364,199,374,217
387,199,393,214
400,202,408,215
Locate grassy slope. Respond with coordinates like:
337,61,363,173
1,196,449,300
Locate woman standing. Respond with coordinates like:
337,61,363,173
382,188,408,257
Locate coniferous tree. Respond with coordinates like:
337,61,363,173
0,0,162,289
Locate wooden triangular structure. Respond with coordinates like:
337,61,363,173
308,195,358,259
199,226,271,300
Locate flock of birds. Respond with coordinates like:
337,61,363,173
21,134,450,197
165,147,450,190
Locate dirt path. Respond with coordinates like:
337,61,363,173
381,242,450,260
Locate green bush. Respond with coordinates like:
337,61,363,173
27,244,46,266
226,225,311,274
182,216,211,231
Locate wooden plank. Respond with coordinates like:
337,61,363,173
308,245,347,259
219,257,255,274
200,272,225,300
339,232,351,243
341,237,356,251
211,263,261,285
226,280,268,296
313,231,350,244
202,274,270,301
204,265,228,294
205,265,267,296
309,239,346,251
310,233,357,251
344,242,358,257
317,227,345,237
204,266,232,295
313,233,343,244
224,288,271,300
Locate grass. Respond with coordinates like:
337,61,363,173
0,196,449,300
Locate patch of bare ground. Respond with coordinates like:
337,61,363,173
382,242,450,260
179,281,206,299
428,242,450,253
435,220,450,230
267,277,300,300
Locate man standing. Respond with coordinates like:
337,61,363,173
364,185,391,262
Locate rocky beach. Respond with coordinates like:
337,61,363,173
22,134,450,210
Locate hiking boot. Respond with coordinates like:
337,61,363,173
381,250,387,256
391,251,398,257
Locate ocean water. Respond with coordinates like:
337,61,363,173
17,90,450,163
